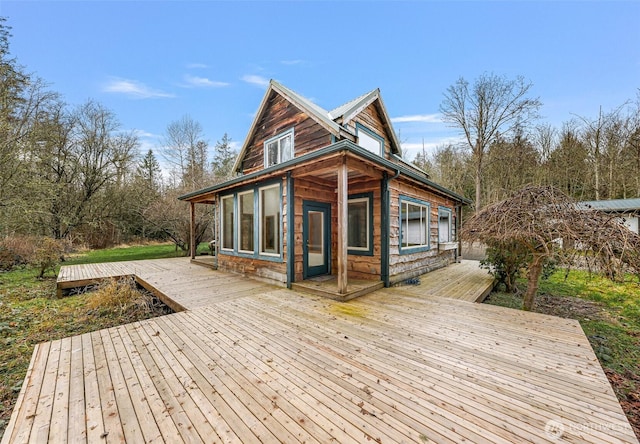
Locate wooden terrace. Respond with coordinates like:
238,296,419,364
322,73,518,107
3,259,638,443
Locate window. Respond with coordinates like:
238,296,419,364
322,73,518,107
348,194,373,255
264,129,294,168
356,123,384,156
220,182,283,260
238,191,254,252
221,195,234,250
438,207,452,243
400,197,430,252
260,184,281,255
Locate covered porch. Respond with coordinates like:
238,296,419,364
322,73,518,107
183,143,400,298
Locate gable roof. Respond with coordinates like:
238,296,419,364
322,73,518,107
233,80,403,173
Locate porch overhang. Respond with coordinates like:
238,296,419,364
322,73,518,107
178,140,471,205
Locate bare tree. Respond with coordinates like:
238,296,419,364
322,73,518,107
462,185,640,311
143,186,211,255
578,106,625,200
440,73,541,211
161,115,207,189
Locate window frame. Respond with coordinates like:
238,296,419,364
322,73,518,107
399,195,431,254
355,123,384,157
259,183,283,257
347,192,374,256
264,128,294,168
237,190,255,254
219,181,283,262
438,206,453,244
220,194,235,252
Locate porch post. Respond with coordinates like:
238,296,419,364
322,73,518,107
337,155,348,294
190,201,196,259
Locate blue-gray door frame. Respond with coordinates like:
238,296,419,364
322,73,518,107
302,200,331,279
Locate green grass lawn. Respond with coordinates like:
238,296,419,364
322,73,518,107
64,241,210,265
0,242,193,437
484,269,640,437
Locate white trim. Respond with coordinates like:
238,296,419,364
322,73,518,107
264,128,295,168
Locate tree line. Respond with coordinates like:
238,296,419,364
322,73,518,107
0,18,235,254
416,73,640,211
2,16,639,255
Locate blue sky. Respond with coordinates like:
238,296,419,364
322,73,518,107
2,1,639,162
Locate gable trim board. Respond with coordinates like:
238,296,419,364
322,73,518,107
231,80,404,175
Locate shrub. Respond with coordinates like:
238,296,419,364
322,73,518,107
32,238,65,278
0,235,39,271
480,241,530,292
481,240,558,293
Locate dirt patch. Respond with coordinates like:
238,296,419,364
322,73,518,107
605,369,640,439
533,293,613,322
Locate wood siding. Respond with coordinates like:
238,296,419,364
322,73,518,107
293,177,334,282
388,180,458,284
350,103,394,159
241,92,332,174
293,177,383,283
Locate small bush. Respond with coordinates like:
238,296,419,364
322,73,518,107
33,238,65,278
480,241,530,292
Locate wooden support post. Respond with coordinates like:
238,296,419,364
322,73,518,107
337,156,348,294
190,202,196,259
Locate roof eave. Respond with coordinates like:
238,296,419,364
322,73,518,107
181,140,469,204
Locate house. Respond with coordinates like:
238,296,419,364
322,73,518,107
577,198,640,234
179,80,469,299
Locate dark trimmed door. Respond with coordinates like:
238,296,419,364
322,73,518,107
303,201,330,278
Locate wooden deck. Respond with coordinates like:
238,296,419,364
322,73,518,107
392,259,495,302
57,258,278,311
3,259,638,443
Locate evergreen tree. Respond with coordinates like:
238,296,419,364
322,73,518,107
136,149,162,192
211,133,236,181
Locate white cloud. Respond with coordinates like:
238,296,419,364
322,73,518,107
281,59,303,66
391,114,442,124
103,78,174,99
132,129,161,140
229,141,242,153
183,75,230,88
400,135,466,159
242,74,270,88
186,63,208,69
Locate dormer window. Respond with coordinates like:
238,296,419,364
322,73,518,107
264,128,294,168
356,123,384,156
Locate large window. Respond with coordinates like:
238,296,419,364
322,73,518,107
348,193,373,255
438,207,452,243
264,129,294,168
221,195,234,251
400,197,430,252
238,191,254,253
356,123,384,156
220,182,282,260
260,185,281,255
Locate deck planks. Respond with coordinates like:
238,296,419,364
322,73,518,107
3,258,637,443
